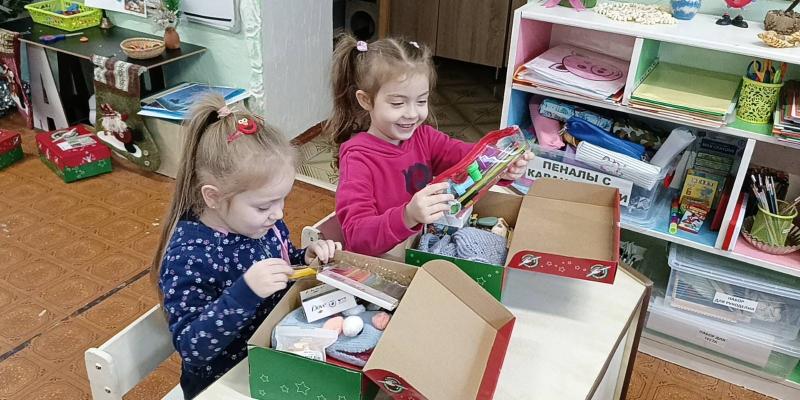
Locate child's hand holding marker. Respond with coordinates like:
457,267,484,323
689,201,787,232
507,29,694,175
243,258,295,298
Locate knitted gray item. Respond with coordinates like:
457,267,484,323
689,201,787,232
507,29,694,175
453,227,508,266
418,233,457,257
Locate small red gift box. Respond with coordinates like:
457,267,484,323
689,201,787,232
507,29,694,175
0,129,23,170
36,125,112,182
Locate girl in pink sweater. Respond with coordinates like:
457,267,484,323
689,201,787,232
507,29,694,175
326,35,532,256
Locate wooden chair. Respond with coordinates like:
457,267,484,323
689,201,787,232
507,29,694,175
85,304,183,400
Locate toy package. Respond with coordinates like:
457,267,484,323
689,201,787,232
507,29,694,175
432,125,527,216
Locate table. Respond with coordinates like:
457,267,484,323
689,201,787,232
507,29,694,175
196,267,650,399
0,18,205,127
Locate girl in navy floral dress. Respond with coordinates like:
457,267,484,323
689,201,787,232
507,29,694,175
150,95,339,399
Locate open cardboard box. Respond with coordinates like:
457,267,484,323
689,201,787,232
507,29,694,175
406,178,620,286
247,251,515,400
405,190,522,300
507,178,621,284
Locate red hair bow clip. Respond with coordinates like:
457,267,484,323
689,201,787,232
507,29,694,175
226,117,258,143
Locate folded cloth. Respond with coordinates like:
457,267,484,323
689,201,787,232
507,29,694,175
273,307,383,367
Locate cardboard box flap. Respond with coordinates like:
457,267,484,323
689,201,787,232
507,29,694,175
511,178,618,263
365,260,514,399
524,177,618,207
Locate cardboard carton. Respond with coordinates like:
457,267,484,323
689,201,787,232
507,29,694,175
35,125,112,182
405,191,523,300
0,129,23,170
248,251,514,400
507,178,621,284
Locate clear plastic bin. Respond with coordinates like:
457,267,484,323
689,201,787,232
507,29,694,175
646,296,800,379
666,244,800,340
529,144,670,227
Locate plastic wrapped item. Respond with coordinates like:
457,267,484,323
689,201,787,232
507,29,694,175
666,244,800,340
432,126,527,216
539,98,614,131
566,117,646,160
274,326,338,362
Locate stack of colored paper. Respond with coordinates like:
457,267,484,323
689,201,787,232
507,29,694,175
630,63,739,128
773,80,800,148
514,44,629,102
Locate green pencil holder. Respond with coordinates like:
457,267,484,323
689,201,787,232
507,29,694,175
736,76,783,124
750,201,798,246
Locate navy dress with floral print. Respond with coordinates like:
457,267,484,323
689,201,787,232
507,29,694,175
159,218,305,398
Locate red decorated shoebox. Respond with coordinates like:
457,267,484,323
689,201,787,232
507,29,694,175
0,129,23,170
506,178,621,284
36,125,112,182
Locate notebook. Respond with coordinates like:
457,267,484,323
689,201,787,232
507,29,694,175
519,45,629,101
632,63,740,117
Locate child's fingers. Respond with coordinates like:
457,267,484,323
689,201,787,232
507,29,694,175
423,182,450,195
424,193,454,206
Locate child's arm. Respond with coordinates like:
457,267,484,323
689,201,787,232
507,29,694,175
336,159,417,256
424,125,474,175
160,253,274,368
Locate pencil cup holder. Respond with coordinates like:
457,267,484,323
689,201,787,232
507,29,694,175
751,201,798,246
736,76,783,124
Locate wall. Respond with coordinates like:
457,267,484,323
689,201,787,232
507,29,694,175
261,0,333,138
108,0,264,112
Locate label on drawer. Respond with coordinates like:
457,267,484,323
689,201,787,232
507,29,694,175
648,309,772,368
527,158,633,205
713,292,758,314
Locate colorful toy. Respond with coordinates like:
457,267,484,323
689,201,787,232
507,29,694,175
432,125,527,216
717,0,754,27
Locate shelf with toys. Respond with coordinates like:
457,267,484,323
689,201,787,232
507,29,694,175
501,3,800,397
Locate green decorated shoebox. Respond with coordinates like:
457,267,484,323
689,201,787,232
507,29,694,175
248,252,515,400
0,129,23,170
36,125,112,182
405,190,523,300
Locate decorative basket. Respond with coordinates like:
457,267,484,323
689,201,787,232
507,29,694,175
25,0,102,32
120,38,166,60
741,216,800,255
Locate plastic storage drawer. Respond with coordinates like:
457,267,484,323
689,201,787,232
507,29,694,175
646,297,800,379
528,144,670,228
666,244,800,340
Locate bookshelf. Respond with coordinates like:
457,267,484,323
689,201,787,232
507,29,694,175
500,3,800,397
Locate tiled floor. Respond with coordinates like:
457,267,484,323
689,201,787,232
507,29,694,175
0,110,775,399
297,58,505,187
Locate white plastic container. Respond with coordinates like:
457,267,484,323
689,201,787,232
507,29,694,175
666,244,800,340
647,296,800,379
527,144,670,227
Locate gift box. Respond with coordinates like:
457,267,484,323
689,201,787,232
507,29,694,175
406,191,522,300
507,178,621,284
0,129,23,170
248,252,515,400
36,125,112,182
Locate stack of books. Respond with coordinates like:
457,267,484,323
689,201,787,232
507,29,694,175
773,80,800,148
630,63,739,128
138,82,250,120
514,44,629,103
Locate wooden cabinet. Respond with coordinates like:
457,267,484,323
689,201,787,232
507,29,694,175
389,0,524,68
389,0,439,49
